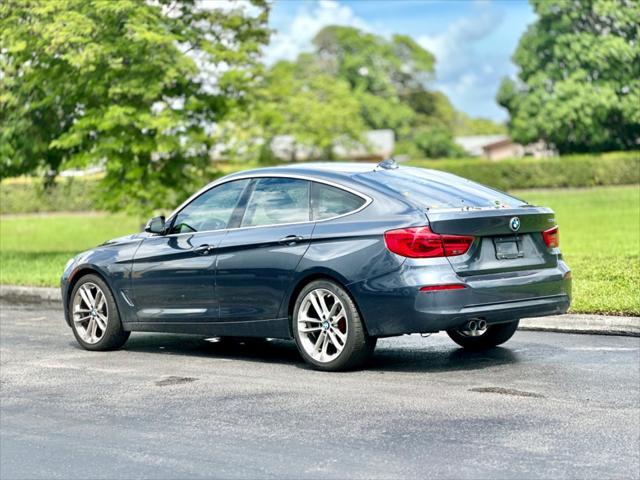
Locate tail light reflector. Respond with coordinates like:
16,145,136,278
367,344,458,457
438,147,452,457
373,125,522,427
542,226,559,248
420,284,467,292
384,226,474,258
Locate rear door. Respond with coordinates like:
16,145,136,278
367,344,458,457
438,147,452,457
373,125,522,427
216,177,314,322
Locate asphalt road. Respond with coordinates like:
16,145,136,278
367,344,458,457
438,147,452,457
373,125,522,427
1,301,639,480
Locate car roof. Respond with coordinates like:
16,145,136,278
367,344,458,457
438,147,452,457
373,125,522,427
222,162,379,181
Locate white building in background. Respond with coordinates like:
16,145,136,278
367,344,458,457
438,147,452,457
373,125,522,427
455,135,555,161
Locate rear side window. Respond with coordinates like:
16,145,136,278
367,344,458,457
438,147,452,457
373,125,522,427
361,168,527,209
241,177,310,227
313,183,366,220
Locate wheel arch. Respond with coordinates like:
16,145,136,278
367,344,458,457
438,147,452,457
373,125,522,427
284,271,370,338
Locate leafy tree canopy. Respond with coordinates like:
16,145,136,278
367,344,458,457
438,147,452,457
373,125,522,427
0,0,269,214
242,25,468,159
217,55,364,162
497,0,640,153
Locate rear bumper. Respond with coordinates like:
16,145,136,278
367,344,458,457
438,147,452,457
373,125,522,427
349,261,571,336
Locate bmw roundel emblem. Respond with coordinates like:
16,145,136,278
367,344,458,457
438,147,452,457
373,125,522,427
509,217,521,232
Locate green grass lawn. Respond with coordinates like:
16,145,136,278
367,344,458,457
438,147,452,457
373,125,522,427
1,186,638,315
513,185,639,316
0,213,140,287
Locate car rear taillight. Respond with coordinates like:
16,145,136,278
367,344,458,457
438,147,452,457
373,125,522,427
384,226,474,258
542,226,559,248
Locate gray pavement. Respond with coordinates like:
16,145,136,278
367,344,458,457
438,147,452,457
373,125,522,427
1,301,639,479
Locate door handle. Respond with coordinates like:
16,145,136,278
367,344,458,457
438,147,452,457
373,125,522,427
278,235,304,245
193,244,214,255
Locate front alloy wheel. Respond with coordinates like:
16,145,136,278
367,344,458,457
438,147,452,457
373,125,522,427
293,280,376,371
69,274,130,351
72,282,108,344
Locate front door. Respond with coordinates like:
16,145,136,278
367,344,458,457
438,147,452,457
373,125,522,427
216,177,314,322
131,179,251,323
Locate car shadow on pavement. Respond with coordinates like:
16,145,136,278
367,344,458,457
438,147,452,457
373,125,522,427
367,346,520,373
117,333,520,373
120,334,304,366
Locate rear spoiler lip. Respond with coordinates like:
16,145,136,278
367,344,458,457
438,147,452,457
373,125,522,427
422,205,550,215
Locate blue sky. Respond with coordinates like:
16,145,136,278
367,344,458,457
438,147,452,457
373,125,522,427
265,0,536,121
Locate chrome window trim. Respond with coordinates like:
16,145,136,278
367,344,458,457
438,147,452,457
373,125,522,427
159,173,373,238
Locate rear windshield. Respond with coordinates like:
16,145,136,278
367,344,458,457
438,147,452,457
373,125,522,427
359,167,527,210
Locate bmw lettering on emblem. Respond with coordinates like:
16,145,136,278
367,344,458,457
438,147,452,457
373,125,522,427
509,217,521,232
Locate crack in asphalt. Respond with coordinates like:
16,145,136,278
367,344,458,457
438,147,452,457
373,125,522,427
469,386,546,398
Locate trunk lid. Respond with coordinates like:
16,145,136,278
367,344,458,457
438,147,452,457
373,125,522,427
426,206,558,276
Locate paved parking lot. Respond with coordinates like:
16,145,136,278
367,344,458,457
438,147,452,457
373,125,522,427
1,301,639,479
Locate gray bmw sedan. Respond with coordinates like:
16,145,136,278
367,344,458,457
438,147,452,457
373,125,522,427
61,161,571,371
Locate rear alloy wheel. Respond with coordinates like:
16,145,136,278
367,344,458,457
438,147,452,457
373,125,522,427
293,280,376,371
69,274,130,351
447,320,519,350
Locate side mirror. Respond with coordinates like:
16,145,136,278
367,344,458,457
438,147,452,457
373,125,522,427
144,215,166,234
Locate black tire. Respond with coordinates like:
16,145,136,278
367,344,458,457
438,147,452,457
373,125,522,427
447,320,519,350
292,279,376,371
69,274,130,351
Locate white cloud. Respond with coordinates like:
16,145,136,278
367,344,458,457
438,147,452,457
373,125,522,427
416,6,508,119
417,8,503,82
264,0,371,65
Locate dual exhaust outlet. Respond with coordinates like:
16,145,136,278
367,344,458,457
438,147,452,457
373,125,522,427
465,319,487,332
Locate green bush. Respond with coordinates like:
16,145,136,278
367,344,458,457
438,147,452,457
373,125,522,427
406,151,640,191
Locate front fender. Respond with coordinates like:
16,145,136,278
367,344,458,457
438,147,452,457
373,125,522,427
61,239,143,326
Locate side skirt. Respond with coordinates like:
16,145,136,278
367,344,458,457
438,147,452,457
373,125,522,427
122,317,292,339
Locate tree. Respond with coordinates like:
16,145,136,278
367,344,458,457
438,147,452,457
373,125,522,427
454,112,506,136
497,0,640,153
219,55,365,163
311,25,465,158
0,0,269,214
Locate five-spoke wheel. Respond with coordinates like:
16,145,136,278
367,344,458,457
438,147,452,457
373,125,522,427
297,288,349,363
293,280,376,371
72,282,108,344
69,274,130,351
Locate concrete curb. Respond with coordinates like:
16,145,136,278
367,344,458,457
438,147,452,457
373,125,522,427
520,315,639,337
1,284,638,337
0,285,61,304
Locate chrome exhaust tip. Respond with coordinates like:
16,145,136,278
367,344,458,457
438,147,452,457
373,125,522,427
466,320,477,332
477,320,487,330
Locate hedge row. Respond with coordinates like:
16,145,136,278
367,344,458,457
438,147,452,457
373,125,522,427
1,151,638,214
405,151,639,191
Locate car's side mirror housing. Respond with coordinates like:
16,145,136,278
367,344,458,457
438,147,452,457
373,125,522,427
144,215,166,235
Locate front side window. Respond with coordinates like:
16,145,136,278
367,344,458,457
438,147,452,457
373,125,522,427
241,178,310,227
171,179,249,234
313,182,366,220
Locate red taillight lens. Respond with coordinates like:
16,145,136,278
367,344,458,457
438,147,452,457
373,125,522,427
542,226,559,248
384,226,474,258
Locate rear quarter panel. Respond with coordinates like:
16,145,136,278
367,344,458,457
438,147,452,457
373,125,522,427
280,192,427,328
